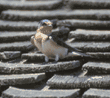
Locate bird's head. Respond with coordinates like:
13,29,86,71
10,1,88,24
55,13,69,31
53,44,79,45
37,19,53,35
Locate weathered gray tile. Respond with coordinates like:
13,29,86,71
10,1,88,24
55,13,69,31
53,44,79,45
0,20,38,31
69,29,110,41
0,41,34,52
47,75,86,89
21,53,45,62
0,19,57,31
82,62,110,74
0,0,62,10
2,86,80,98
0,51,21,60
47,74,110,89
67,42,110,52
86,52,110,61
57,19,110,30
69,0,110,9
2,10,110,21
0,31,35,42
82,88,110,98
0,60,82,74
0,73,46,86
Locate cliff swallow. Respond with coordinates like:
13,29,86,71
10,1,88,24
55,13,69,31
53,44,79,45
31,19,92,62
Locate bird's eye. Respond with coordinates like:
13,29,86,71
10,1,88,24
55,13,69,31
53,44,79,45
42,23,47,26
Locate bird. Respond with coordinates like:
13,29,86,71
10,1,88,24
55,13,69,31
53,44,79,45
31,19,92,62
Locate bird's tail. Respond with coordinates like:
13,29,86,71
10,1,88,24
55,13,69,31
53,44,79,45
67,51,95,60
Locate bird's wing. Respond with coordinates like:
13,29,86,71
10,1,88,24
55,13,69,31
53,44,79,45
50,35,94,59
50,35,83,53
